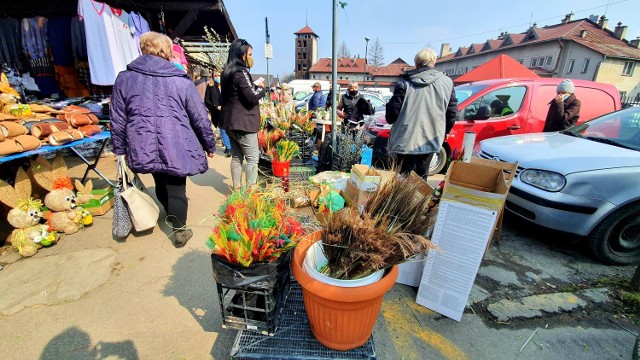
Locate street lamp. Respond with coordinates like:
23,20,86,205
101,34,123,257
363,37,370,88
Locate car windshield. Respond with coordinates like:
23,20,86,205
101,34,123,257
562,107,640,151
293,92,310,100
454,83,490,103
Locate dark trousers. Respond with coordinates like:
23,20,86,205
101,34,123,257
396,153,435,180
152,173,188,229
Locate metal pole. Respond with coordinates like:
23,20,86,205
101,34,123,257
265,17,270,93
363,37,369,88
331,0,338,153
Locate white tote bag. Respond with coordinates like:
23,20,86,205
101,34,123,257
119,157,160,232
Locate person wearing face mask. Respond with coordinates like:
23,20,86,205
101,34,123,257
337,81,374,132
220,38,266,187
205,70,231,157
543,79,581,132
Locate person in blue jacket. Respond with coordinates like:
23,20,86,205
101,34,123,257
308,82,326,112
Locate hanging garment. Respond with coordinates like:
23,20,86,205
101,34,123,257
129,11,150,53
47,17,73,66
70,16,87,58
78,0,125,85
0,18,26,72
21,17,48,60
107,6,140,67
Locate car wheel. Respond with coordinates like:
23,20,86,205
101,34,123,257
587,202,640,265
428,147,447,176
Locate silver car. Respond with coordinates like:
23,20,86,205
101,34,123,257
477,107,640,265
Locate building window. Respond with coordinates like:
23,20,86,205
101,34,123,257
312,75,315,79
517,59,524,64
339,76,343,80
530,58,537,67
538,57,545,67
326,75,330,80
545,56,552,66
297,40,301,47
297,64,302,71
622,61,635,76
303,52,307,60
297,52,301,60
581,58,590,73
303,40,307,47
566,59,575,74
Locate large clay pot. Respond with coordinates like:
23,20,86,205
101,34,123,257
292,231,398,350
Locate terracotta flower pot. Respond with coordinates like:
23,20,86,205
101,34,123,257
292,231,398,350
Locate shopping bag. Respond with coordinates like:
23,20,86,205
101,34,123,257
112,157,133,238
119,157,160,232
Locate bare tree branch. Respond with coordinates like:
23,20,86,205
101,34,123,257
368,37,385,67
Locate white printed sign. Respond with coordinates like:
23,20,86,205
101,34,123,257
416,200,497,321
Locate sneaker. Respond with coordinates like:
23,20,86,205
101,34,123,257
225,148,231,157
172,229,193,248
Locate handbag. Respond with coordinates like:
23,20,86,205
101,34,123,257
119,157,160,232
112,156,133,238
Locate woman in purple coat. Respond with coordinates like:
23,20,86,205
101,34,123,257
110,32,216,247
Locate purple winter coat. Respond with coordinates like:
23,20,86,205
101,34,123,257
110,55,216,177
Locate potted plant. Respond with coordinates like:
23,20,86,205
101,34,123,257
292,173,441,350
207,187,305,334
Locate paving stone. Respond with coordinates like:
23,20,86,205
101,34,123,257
467,285,490,306
0,248,116,315
478,265,521,286
487,292,588,322
525,271,541,281
578,288,611,304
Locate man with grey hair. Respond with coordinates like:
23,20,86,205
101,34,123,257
386,47,458,179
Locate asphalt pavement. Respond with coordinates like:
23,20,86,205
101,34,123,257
0,150,637,360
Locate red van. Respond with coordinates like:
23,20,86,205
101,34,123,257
368,78,621,174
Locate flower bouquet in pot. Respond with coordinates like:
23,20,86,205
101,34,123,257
271,140,299,177
206,186,305,334
291,173,440,350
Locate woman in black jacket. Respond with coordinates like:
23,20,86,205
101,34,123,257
220,39,265,187
205,70,231,157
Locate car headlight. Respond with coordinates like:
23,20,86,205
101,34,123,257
520,169,566,192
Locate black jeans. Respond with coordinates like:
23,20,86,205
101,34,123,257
395,153,435,180
152,173,188,229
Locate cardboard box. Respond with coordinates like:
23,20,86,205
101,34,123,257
80,187,115,216
344,180,377,208
351,164,381,184
307,188,352,226
443,159,516,248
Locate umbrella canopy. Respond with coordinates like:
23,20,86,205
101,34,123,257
453,55,540,84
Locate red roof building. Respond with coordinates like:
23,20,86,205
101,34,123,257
435,15,640,98
308,57,410,90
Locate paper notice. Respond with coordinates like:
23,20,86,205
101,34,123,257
416,200,498,321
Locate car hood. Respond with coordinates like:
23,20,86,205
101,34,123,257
480,133,640,174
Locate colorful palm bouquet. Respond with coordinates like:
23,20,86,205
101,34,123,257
258,129,286,159
206,187,305,267
274,140,299,162
289,109,316,135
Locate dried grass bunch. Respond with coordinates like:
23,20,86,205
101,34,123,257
319,173,441,280
321,208,436,280
364,174,433,235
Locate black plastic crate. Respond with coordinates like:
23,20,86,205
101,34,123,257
287,131,315,162
331,154,360,172
212,252,292,336
288,165,317,183
231,280,376,359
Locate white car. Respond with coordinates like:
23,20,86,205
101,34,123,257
477,107,640,264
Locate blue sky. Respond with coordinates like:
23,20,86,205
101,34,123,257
223,0,640,78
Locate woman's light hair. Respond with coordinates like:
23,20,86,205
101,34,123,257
414,48,437,68
140,32,172,61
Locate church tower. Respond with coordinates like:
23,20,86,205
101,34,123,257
294,25,318,79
